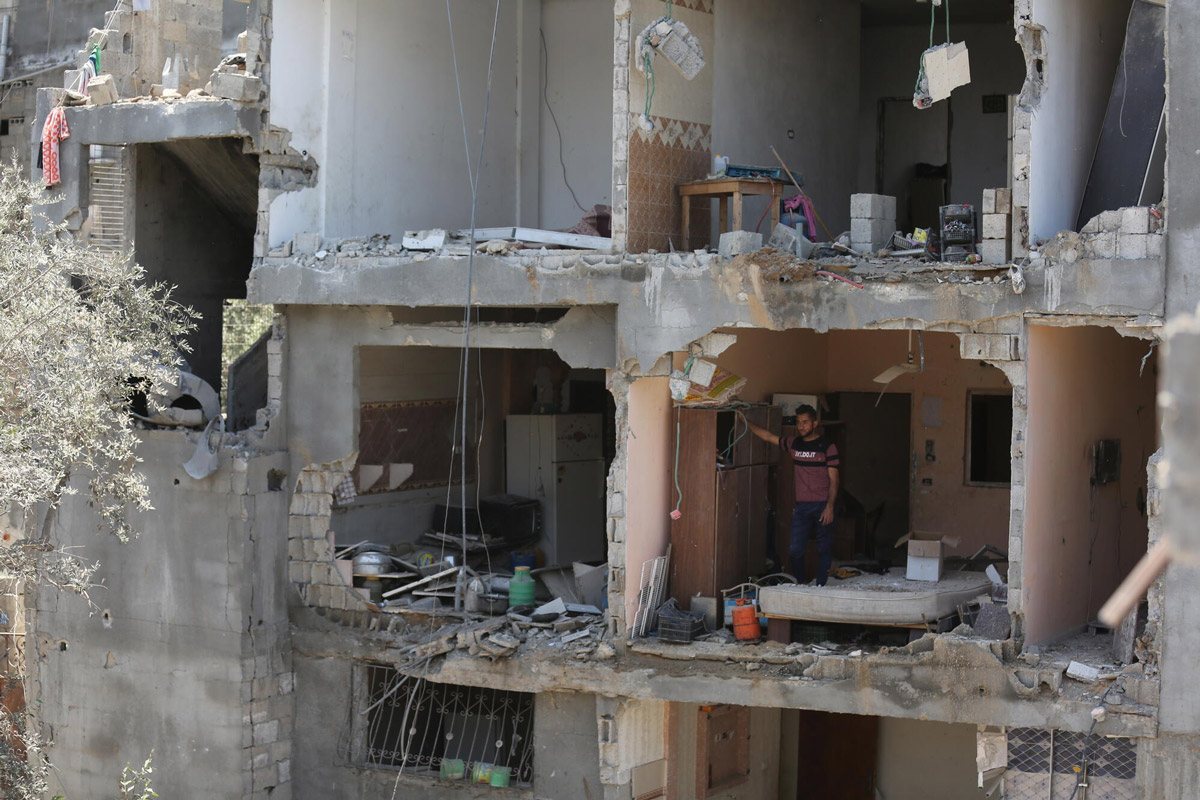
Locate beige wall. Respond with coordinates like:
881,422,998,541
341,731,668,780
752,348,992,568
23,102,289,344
705,329,1011,554
624,377,675,622
876,718,987,800
1024,325,1157,644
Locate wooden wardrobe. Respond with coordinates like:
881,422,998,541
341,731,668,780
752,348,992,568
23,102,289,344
668,405,779,609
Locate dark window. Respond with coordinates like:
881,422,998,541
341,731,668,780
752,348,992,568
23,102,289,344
967,392,1012,485
360,665,534,786
0,120,8,137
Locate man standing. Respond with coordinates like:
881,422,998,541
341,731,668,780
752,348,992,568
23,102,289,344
748,405,840,586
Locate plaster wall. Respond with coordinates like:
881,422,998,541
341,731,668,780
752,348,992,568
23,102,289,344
712,0,861,237
706,329,1011,554
268,0,522,245
624,377,673,626
34,434,288,800
875,718,987,800
1023,324,1156,644
266,0,327,245
538,0,614,230
532,692,604,799
857,22,1024,225
665,702,779,800
628,0,713,127
1028,0,1133,239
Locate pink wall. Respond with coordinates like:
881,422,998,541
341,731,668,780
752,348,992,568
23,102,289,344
1024,326,1157,644
710,329,1011,554
624,377,675,624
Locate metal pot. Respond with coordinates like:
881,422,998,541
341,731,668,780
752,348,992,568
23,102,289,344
352,550,393,577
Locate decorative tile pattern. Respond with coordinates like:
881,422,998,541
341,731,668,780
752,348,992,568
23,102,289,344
673,0,714,13
628,114,712,253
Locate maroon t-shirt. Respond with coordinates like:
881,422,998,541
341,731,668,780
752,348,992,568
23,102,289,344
780,435,840,502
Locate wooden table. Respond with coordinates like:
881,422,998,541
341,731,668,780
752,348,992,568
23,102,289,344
678,177,783,250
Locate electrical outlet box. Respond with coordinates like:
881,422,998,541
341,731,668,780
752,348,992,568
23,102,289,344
1094,439,1121,485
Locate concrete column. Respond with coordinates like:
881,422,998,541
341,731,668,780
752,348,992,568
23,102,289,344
1165,0,1200,319
611,0,631,253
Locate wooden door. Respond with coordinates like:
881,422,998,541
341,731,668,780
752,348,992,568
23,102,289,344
713,468,745,594
744,465,769,576
794,710,878,800
670,408,718,603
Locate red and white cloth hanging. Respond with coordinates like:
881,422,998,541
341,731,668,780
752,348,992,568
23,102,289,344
40,107,70,187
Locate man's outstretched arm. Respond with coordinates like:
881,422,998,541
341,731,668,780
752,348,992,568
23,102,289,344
746,420,780,447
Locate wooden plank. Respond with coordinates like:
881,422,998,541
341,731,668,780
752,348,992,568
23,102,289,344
462,227,611,250
382,566,458,598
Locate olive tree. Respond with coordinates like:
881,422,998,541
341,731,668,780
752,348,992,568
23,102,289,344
0,161,191,797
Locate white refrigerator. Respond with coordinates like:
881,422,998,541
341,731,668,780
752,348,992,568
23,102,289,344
506,414,606,567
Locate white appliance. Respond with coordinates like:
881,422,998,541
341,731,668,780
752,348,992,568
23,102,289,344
506,414,606,567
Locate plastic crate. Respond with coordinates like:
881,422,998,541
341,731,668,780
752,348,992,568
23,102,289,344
658,613,705,643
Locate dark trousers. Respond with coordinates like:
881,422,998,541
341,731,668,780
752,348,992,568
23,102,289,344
790,501,835,586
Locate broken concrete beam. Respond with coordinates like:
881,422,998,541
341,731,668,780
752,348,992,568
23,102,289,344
209,71,262,102
718,230,763,259
850,193,897,220
402,229,447,250
768,223,815,258
981,213,1010,240
86,74,119,106
850,218,895,254
982,188,1012,215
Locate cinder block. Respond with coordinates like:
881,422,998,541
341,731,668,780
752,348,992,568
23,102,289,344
293,232,321,254
1147,233,1164,258
210,71,261,102
1120,206,1152,235
718,230,763,258
981,188,1012,215
982,213,1010,240
768,223,815,258
979,238,1011,265
850,193,897,220
850,217,895,254
1090,232,1118,259
1119,233,1149,260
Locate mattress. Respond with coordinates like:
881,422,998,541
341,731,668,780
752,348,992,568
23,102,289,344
757,569,993,625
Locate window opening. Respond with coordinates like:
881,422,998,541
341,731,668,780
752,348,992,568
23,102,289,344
967,391,1012,485
359,665,534,786
86,145,129,253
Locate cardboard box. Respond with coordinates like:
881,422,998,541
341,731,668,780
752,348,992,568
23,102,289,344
895,531,960,582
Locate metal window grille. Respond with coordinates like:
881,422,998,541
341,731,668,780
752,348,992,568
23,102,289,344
359,665,534,785
86,145,128,253
1006,727,1137,800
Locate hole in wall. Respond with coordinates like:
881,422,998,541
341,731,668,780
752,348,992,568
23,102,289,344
267,469,286,492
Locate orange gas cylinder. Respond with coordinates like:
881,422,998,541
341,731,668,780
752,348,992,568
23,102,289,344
732,599,760,641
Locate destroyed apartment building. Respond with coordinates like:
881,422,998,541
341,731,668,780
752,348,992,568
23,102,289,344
7,0,1200,797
